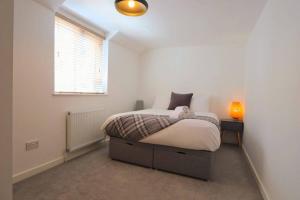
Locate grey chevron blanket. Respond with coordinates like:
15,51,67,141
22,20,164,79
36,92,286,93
105,114,219,142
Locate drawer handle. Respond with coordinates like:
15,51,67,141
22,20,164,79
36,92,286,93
177,151,186,155
126,142,133,146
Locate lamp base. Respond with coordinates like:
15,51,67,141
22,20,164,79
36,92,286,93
231,117,243,122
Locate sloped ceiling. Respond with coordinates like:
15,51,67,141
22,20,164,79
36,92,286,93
34,0,267,53
34,0,66,10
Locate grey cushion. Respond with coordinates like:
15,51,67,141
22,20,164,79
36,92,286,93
168,92,193,110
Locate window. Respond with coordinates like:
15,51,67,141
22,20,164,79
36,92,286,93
54,15,107,94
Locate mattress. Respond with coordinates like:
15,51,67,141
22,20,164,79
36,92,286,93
102,109,221,152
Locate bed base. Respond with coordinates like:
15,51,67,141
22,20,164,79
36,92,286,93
109,137,214,180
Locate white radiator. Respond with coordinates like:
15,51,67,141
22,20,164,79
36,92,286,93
66,110,106,152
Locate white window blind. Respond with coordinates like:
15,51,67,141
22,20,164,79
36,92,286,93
54,15,106,94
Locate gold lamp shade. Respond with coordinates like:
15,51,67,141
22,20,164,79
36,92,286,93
115,0,148,16
230,102,244,120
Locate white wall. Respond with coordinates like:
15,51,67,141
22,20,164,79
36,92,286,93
13,0,139,175
138,46,245,118
244,0,300,199
0,0,13,199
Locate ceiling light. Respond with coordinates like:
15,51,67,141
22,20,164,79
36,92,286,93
115,0,148,16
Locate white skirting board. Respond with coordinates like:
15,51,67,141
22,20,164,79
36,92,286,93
13,141,106,184
13,156,64,184
242,145,271,200
64,141,105,161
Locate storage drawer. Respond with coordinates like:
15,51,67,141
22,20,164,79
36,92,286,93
153,145,212,180
109,137,153,168
221,120,244,132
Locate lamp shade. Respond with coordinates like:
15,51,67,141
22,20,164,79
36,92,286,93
115,0,148,16
230,102,243,120
135,100,144,111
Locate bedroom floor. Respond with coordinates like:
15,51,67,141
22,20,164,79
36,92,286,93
13,143,263,200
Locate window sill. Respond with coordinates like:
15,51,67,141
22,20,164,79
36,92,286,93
53,92,108,96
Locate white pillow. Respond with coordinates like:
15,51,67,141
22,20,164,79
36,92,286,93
190,96,210,112
152,96,170,109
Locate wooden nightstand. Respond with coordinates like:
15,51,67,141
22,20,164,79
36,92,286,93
220,119,244,146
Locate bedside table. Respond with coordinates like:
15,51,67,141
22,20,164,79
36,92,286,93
220,119,244,146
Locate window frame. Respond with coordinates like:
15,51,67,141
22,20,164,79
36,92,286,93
53,13,108,96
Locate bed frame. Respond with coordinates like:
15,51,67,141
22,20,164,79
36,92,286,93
109,137,215,180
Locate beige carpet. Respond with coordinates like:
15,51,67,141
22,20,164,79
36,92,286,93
14,143,263,200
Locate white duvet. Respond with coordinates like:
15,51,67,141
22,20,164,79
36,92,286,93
102,109,221,152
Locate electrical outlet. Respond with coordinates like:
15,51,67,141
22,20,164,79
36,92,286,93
26,140,39,151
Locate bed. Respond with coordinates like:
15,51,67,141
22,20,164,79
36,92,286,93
102,108,221,180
